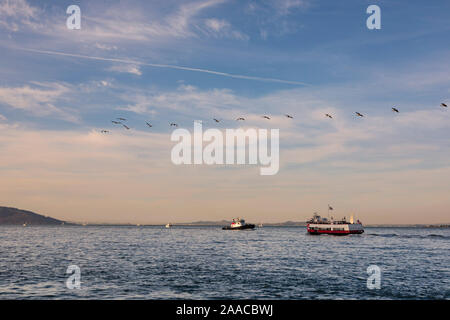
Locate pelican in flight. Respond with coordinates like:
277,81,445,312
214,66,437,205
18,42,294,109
101,130,109,133
146,122,152,128
122,124,130,130
392,107,399,113
236,117,245,121
213,118,220,123
355,112,364,117
285,114,293,119
325,113,333,119
441,103,448,108
262,115,271,120
170,123,178,127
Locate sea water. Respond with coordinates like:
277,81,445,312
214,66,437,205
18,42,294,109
0,226,448,299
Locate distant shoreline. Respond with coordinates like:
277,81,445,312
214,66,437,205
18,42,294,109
61,222,450,228
2,223,448,228
1,206,448,228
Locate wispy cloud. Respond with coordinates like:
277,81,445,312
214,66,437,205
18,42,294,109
272,0,310,15
0,82,78,122
246,0,309,39
0,0,231,42
0,0,40,31
202,18,249,40
108,64,142,76
116,84,240,117
94,43,118,51
204,18,229,32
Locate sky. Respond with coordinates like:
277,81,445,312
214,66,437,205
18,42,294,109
0,0,449,224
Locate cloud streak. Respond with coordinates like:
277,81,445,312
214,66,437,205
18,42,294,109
18,47,309,86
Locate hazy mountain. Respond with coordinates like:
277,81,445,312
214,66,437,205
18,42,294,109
0,206,66,225
180,220,307,226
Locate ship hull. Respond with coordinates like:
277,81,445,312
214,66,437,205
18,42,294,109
307,229,364,235
307,223,364,235
222,224,255,230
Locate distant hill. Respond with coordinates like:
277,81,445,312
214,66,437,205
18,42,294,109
2,206,447,227
182,220,230,226
0,206,66,225
267,221,307,226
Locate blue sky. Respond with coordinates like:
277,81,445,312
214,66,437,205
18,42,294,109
0,0,449,224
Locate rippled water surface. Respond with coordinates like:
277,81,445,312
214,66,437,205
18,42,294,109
0,226,448,299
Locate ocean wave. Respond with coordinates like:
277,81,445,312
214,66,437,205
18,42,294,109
369,233,398,238
369,233,450,240
426,234,449,239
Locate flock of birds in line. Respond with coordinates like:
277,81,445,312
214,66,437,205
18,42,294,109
99,103,448,134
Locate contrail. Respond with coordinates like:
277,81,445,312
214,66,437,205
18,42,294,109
19,48,308,86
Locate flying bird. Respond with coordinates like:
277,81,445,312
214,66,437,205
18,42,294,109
111,121,121,124
392,107,399,113
146,122,152,128
170,123,178,127
100,130,109,133
213,118,220,123
122,124,130,130
262,115,271,120
117,117,127,121
441,103,448,108
285,114,293,119
355,112,364,117
325,113,333,119
236,117,245,121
